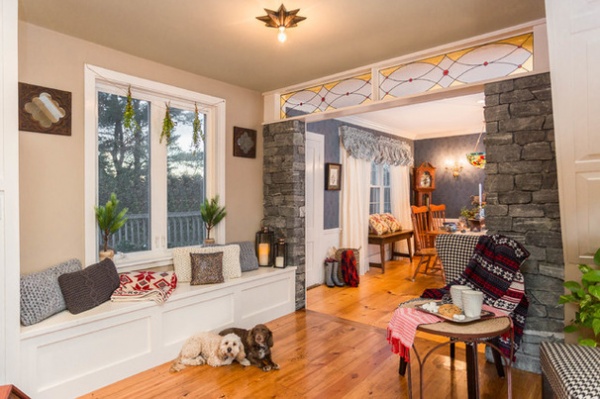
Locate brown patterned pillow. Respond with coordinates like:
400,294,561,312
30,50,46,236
190,252,224,285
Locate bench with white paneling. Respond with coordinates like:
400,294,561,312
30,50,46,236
19,266,297,399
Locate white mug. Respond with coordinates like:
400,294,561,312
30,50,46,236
450,285,471,309
462,290,484,317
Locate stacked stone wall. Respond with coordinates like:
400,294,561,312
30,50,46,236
484,72,563,372
262,120,306,310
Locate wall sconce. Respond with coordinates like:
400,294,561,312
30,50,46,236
445,159,464,179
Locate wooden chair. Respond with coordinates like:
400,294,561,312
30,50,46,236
410,205,440,281
428,203,446,231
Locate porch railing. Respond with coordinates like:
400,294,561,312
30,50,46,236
105,211,204,252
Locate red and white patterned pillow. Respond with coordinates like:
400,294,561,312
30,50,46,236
380,213,402,232
369,214,390,235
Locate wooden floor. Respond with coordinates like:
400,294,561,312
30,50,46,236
80,258,542,399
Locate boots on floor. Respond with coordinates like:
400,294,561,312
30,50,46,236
324,262,335,287
332,261,345,287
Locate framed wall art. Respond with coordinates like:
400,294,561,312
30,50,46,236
233,126,257,158
326,163,342,190
19,82,72,136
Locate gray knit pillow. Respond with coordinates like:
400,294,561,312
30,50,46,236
231,241,259,272
20,258,83,326
58,258,120,314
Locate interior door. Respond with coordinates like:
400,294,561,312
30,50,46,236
305,132,324,287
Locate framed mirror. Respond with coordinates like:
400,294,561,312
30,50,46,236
19,82,71,136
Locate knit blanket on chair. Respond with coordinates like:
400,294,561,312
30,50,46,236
111,271,178,304
421,234,530,360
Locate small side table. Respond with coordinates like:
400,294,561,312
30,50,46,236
368,229,413,273
393,300,514,399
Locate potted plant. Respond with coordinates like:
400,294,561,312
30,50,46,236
559,247,600,347
200,195,226,244
95,193,129,260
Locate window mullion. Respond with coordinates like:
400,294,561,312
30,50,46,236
150,102,168,253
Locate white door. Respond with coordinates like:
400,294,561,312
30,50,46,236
305,132,324,287
546,0,600,266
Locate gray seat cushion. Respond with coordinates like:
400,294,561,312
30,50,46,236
540,341,600,399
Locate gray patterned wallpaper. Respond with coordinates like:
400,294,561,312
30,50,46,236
414,133,486,218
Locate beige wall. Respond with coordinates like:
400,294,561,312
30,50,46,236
18,22,264,274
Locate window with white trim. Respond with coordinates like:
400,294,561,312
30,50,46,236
369,162,391,214
84,65,226,269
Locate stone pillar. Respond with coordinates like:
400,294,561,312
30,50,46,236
262,120,306,310
484,72,563,373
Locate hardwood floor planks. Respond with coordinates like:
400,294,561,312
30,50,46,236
79,258,541,398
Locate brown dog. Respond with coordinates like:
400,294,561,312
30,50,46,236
219,324,279,371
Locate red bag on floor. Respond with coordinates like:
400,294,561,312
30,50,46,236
341,249,359,287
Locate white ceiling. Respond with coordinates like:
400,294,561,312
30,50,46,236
18,0,545,138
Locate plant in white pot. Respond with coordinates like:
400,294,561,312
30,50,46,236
95,193,129,260
560,247,600,347
200,195,226,244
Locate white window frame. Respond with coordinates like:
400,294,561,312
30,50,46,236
84,65,226,271
370,162,391,215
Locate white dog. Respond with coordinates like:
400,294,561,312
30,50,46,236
170,332,250,372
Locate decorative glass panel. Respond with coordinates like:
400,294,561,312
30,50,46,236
167,107,206,248
379,33,534,99
280,73,372,118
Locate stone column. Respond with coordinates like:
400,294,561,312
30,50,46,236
262,120,306,310
484,72,563,373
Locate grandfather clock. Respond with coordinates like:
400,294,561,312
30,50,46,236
413,162,436,206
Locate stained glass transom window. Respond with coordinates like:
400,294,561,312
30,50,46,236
379,33,533,99
280,73,372,118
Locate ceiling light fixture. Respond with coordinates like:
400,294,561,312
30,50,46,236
256,4,306,43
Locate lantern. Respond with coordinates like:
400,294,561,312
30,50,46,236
274,238,288,268
255,227,274,267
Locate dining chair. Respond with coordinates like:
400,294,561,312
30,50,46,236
410,205,441,281
428,203,446,231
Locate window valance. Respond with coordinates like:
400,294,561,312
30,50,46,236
340,126,413,166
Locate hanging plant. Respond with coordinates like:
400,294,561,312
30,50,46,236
161,102,174,144
123,86,136,134
192,103,204,153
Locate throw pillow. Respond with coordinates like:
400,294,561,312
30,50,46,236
190,252,224,285
20,258,83,326
173,244,241,282
369,214,389,235
58,258,121,314
380,213,402,232
230,241,259,272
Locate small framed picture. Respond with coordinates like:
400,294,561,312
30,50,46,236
326,163,342,190
233,127,257,158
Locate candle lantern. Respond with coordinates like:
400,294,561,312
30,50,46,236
255,227,274,267
274,238,288,268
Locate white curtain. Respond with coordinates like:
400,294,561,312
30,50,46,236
390,165,412,254
340,150,371,275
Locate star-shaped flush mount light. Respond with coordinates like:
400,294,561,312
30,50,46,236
256,4,306,43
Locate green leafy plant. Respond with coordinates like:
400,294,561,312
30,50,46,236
559,247,600,347
161,102,174,144
200,195,226,241
460,206,480,219
123,86,136,132
95,193,129,252
192,102,204,154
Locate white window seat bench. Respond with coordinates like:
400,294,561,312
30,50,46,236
19,266,297,399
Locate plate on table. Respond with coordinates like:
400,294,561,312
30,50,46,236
416,301,495,323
